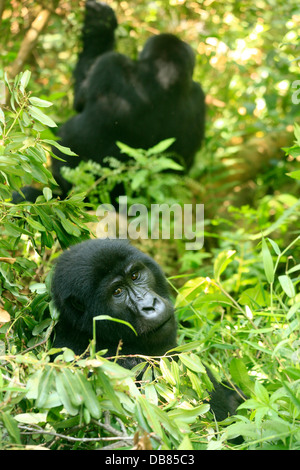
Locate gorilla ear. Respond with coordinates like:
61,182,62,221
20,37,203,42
68,295,85,313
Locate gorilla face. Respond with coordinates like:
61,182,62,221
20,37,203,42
51,239,177,365
101,261,174,343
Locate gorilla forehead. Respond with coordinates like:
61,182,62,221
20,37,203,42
57,239,146,282
53,238,168,303
89,239,143,278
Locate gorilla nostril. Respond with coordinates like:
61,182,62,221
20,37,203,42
142,306,155,313
141,297,158,313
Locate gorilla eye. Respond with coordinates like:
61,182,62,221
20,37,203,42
113,287,123,297
131,271,139,280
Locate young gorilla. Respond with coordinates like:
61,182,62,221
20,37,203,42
50,1,206,199
51,238,244,421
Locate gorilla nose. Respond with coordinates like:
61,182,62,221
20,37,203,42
141,296,156,312
140,296,164,318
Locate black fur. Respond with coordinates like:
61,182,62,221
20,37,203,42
51,1,205,199
51,238,245,421
52,238,177,362
13,1,205,203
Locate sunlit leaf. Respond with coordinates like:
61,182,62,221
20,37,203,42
230,358,254,395
278,274,295,298
28,105,57,128
179,353,206,373
168,403,210,424
261,238,274,284
214,249,236,281
29,96,53,107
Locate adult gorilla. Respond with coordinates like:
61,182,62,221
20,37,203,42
51,238,245,421
51,1,206,199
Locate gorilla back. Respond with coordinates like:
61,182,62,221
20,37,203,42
51,238,177,367
51,1,205,199
14,2,205,203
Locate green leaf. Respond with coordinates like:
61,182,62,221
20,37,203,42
293,123,300,144
32,206,53,231
168,404,210,424
160,357,177,386
117,141,144,158
151,156,183,171
286,302,300,320
19,70,31,90
5,221,33,237
1,412,21,444
175,276,208,308
93,314,137,336
83,408,91,424
54,209,81,236
96,368,124,413
76,372,101,419
43,187,52,201
186,369,203,397
15,413,47,424
29,96,53,107
207,440,224,450
134,400,152,433
155,381,176,402
284,367,300,380
44,139,77,156
60,217,81,236
178,435,194,451
251,200,300,241
213,249,236,281
60,369,83,407
238,285,270,308
169,340,206,353
0,107,5,125
282,381,300,410
287,170,300,180
261,238,274,284
32,318,51,335
225,421,258,440
278,275,295,298
144,383,158,406
179,353,206,373
35,367,54,408
267,238,281,255
171,360,180,386
63,349,76,362
230,358,254,394
147,138,176,155
131,169,148,190
138,396,169,439
55,371,78,416
28,105,57,128
287,263,300,275
193,292,233,308
26,217,46,232
30,167,51,185
254,380,269,404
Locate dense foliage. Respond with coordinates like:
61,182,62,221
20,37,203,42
0,0,299,450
